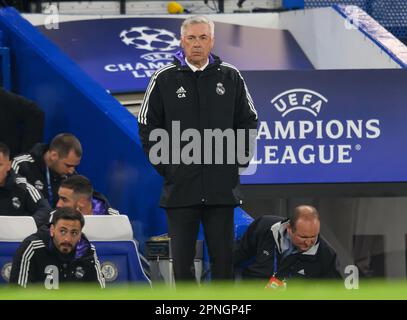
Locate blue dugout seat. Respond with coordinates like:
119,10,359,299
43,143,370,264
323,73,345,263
0,215,150,285
83,215,151,286
0,216,37,283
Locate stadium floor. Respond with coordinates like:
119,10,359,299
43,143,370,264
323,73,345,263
1,280,406,300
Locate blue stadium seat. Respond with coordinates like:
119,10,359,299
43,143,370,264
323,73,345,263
83,215,151,285
91,240,150,285
0,216,37,284
234,207,254,241
0,215,150,285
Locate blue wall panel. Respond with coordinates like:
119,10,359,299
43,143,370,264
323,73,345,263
0,7,167,249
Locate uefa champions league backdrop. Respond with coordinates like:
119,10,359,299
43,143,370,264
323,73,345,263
38,18,313,93
37,18,407,185
240,69,407,184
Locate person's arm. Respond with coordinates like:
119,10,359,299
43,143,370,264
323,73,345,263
9,239,40,288
137,70,168,177
23,182,52,227
87,245,106,288
234,217,262,266
323,251,343,279
233,70,258,168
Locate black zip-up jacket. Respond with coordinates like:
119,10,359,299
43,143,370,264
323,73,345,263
138,52,258,208
234,215,341,280
12,143,66,207
0,171,51,227
0,88,44,158
9,226,105,288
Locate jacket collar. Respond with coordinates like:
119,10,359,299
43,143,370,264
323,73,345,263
91,191,109,215
29,143,49,174
270,220,320,256
174,50,219,70
3,170,18,190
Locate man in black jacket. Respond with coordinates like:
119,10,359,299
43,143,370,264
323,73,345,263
0,142,51,227
9,207,105,288
56,175,120,216
0,88,44,158
138,15,258,282
12,133,82,207
234,205,341,283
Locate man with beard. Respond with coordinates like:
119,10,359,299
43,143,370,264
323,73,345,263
9,207,105,288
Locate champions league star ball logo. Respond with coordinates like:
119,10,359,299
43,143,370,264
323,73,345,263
106,26,179,80
120,26,180,52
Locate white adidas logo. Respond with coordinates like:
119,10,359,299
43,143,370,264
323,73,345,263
176,86,187,98
297,269,305,275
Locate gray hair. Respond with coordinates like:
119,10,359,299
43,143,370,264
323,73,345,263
181,15,215,38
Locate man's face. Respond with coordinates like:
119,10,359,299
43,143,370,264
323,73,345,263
0,152,11,187
49,150,81,176
181,23,214,68
50,219,82,254
56,187,78,210
288,218,320,252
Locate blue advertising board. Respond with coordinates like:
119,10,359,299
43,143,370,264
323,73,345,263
38,18,313,93
241,69,407,184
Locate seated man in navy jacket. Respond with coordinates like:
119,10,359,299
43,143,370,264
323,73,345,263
234,205,341,283
56,175,120,216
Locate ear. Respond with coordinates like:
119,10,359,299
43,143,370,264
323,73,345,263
287,224,293,237
50,224,55,237
77,197,86,209
180,36,186,49
49,150,59,161
5,159,11,173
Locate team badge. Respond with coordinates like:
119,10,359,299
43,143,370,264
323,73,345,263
101,261,118,282
216,82,225,95
12,197,21,209
75,266,85,279
1,263,12,282
34,180,44,190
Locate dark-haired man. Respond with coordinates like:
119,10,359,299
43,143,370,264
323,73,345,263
0,142,51,227
56,175,120,216
12,133,82,207
234,205,341,282
9,207,105,288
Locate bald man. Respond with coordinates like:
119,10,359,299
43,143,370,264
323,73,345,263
234,205,341,281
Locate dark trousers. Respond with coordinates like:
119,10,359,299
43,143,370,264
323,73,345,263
166,206,235,282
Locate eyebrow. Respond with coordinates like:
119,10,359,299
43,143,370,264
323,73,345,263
186,34,209,38
59,227,80,232
297,234,318,238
